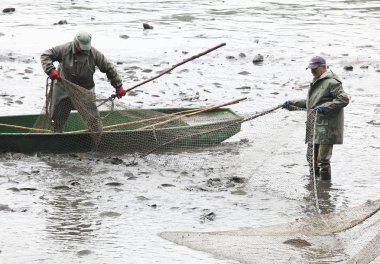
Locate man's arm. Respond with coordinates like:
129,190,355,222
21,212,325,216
40,44,65,74
321,80,349,115
289,99,307,109
93,48,123,88
283,99,306,109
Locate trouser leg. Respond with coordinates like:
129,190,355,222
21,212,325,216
318,144,333,180
51,98,74,133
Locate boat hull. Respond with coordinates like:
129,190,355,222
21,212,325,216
0,108,242,154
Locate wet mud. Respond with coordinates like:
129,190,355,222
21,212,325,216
1,0,380,263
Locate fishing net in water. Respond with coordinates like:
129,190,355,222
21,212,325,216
160,199,380,264
17,77,380,263
21,77,246,154
149,105,380,263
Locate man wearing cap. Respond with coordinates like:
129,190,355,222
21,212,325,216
283,56,349,180
41,31,126,132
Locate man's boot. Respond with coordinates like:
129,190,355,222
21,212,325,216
320,162,331,181
310,165,320,178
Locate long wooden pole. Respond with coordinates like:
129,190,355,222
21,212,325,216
67,100,237,133
138,97,247,130
102,108,202,130
0,123,51,133
125,43,226,93
68,107,204,133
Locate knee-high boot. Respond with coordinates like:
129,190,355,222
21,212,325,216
320,161,331,180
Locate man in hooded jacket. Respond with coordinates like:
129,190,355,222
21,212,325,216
41,31,126,132
283,56,349,180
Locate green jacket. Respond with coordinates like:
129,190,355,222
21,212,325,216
41,41,123,112
290,70,349,144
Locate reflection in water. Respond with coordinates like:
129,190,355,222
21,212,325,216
39,157,97,245
45,191,96,241
317,181,336,214
304,176,338,215
1,0,380,263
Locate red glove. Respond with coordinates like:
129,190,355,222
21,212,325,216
49,69,60,80
115,86,126,98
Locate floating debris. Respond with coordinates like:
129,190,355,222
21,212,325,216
229,176,246,184
99,211,121,218
136,195,150,201
367,120,380,126
283,238,312,248
2,8,15,13
236,86,251,90
200,211,216,223
52,185,70,190
0,204,11,211
19,187,37,191
104,157,123,165
77,250,92,256
106,182,123,186
238,71,251,75
206,178,222,187
161,183,175,187
7,187,20,192
344,65,353,71
54,20,68,25
252,54,264,64
231,190,247,195
143,23,154,30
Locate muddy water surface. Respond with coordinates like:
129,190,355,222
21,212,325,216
0,0,379,263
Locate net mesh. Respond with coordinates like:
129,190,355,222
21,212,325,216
23,78,246,154
160,200,380,264
1,79,379,263
153,104,380,263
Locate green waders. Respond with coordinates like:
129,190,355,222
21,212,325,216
307,144,333,180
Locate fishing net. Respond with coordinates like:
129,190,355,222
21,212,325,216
2,73,379,263
0,77,241,154
152,104,380,263
160,199,380,264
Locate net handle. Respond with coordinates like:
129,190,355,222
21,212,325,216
105,43,227,100
125,43,226,93
68,108,203,133
138,97,246,130
0,123,51,133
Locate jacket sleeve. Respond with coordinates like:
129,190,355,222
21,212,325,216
290,99,307,109
322,80,349,115
93,49,123,88
40,44,64,74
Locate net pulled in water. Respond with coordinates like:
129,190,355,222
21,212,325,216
160,199,380,264
22,78,380,263
26,78,247,154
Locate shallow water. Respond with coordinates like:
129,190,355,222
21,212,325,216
0,0,380,263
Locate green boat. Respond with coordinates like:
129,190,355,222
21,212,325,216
0,108,243,154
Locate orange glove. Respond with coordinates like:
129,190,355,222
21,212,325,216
115,86,126,98
49,69,60,80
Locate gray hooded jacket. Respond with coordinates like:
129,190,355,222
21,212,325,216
290,70,349,144
41,41,123,111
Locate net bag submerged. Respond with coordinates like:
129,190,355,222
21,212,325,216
160,200,380,264
31,78,245,154
31,79,380,263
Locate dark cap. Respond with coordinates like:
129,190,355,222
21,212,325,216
306,56,326,69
